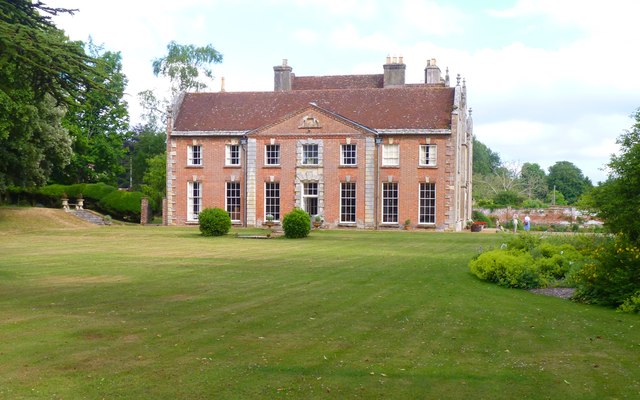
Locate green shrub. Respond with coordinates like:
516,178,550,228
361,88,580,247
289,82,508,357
574,235,640,310
522,198,546,209
618,291,640,314
282,208,311,239
472,210,492,227
98,190,144,222
507,233,541,252
469,250,544,289
82,183,117,200
198,208,231,237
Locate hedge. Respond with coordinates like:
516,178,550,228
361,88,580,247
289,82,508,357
2,183,142,222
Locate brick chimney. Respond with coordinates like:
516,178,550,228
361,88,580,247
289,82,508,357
383,56,406,87
425,58,441,84
274,59,293,91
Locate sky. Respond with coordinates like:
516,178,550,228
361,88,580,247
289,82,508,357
46,0,640,184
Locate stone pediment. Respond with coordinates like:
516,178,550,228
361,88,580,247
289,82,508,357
249,103,376,137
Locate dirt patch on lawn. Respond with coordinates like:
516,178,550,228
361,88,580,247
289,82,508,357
41,275,130,285
164,294,200,302
529,287,576,299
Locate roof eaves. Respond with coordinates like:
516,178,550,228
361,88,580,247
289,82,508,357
376,129,451,135
171,130,248,137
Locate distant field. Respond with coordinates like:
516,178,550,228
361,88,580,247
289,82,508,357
0,207,638,399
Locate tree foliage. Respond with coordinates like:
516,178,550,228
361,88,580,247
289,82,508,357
142,153,166,212
587,108,640,241
520,162,548,200
0,1,109,190
0,1,102,105
53,40,130,186
547,161,592,204
473,137,501,175
152,41,223,95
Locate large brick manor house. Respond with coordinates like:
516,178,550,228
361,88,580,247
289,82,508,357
165,57,473,231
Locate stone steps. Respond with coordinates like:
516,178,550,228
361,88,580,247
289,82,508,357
70,209,107,225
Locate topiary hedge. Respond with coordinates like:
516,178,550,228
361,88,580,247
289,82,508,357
282,208,311,238
3,183,145,222
198,208,232,237
97,190,145,222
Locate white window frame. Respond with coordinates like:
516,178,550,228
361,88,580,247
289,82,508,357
265,182,280,221
187,181,201,222
382,144,399,166
419,182,436,224
187,145,202,166
382,182,398,223
265,144,280,166
302,144,319,165
340,144,357,166
419,144,437,166
226,181,241,222
226,144,240,166
302,182,319,216
340,182,356,223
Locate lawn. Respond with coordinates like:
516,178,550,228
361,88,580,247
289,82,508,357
0,208,638,399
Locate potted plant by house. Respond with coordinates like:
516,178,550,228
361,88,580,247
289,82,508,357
265,214,275,228
313,215,323,229
470,221,486,232
404,219,411,230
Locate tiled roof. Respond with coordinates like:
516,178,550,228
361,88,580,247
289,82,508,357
292,74,384,90
173,86,455,132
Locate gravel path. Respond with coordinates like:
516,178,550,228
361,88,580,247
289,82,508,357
529,287,576,299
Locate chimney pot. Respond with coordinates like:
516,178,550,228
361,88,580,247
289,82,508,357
274,59,293,91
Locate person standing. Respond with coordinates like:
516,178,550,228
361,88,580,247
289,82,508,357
512,214,519,233
524,215,531,231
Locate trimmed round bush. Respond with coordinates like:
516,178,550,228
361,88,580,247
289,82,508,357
198,208,231,237
282,208,311,238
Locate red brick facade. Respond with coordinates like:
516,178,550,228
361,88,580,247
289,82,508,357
166,58,473,230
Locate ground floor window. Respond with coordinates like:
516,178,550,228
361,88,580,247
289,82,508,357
419,182,436,224
382,182,398,223
302,182,318,216
340,182,356,223
265,182,280,221
187,181,201,221
226,182,241,221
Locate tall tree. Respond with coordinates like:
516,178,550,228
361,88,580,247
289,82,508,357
547,161,592,204
519,162,548,200
124,125,166,189
586,108,640,241
53,40,130,185
152,41,223,95
0,1,103,190
472,137,501,175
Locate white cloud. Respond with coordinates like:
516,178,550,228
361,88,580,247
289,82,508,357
293,29,320,44
330,24,397,51
400,0,467,36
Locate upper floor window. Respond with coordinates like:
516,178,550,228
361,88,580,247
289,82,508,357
265,144,280,165
302,144,319,165
419,144,437,166
226,144,240,166
341,144,357,166
382,144,399,166
187,145,202,166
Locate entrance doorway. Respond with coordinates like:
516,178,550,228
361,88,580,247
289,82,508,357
303,182,318,216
